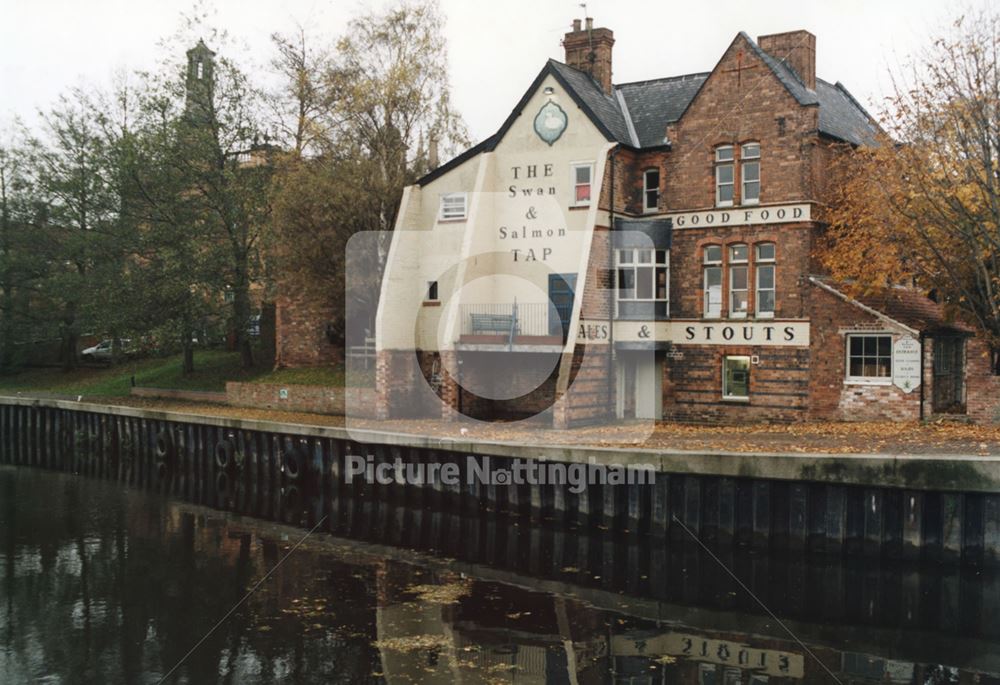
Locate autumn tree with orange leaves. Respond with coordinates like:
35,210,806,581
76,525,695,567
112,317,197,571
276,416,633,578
821,11,1000,372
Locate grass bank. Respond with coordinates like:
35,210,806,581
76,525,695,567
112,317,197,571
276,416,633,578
0,351,347,398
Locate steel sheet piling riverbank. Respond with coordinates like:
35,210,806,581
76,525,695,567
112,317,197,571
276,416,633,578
1,396,999,566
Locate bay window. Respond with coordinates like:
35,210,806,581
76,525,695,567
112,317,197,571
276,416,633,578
617,248,669,318
729,244,749,318
703,245,722,318
755,242,775,317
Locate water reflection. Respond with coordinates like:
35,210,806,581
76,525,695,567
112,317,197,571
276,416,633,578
1,465,999,684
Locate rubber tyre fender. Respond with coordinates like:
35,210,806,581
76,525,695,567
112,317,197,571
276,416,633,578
155,428,174,464
215,438,235,471
283,446,304,480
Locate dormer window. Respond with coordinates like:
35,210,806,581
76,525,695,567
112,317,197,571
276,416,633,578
643,168,660,213
439,193,467,221
715,146,734,207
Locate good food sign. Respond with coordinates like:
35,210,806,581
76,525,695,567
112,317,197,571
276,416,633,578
669,203,811,229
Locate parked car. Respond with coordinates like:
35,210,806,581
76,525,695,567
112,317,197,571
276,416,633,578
81,339,133,363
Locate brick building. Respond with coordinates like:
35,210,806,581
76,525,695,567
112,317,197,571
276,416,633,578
373,19,999,426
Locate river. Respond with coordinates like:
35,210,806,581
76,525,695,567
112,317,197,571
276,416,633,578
0,465,998,684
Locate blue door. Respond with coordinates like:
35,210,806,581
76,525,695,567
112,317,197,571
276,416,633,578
548,273,577,341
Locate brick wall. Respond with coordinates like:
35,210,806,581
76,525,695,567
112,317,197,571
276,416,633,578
226,382,375,417
662,345,810,423
808,285,922,421
274,286,341,368
663,33,819,212
966,337,1000,424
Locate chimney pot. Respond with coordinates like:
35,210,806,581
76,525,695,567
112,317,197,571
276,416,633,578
585,17,593,30
572,19,581,32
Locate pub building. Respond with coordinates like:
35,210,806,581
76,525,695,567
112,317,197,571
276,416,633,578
372,18,1000,426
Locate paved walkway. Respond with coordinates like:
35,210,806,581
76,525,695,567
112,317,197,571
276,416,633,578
11,393,996,457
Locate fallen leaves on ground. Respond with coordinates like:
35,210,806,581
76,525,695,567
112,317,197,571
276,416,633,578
82,396,1000,456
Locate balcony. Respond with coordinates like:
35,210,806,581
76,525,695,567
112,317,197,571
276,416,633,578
457,303,566,349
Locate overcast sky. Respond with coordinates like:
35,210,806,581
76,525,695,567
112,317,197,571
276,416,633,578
0,0,990,143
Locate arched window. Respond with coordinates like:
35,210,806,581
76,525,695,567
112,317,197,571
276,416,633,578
703,245,722,318
755,242,775,317
714,146,734,207
729,244,749,318
741,143,760,204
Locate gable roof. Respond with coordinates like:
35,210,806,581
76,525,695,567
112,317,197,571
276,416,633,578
810,277,974,336
418,32,880,186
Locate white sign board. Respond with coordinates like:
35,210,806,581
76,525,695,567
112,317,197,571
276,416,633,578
668,203,811,230
577,320,810,347
893,336,921,393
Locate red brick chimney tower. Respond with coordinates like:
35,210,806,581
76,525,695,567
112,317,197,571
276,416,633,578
758,30,816,90
563,17,615,95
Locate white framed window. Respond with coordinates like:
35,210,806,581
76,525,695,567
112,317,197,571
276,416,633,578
729,244,749,318
643,168,660,213
616,248,669,318
723,356,751,400
426,280,439,302
571,162,593,206
846,334,893,383
715,146,734,207
703,245,722,318
439,192,467,221
741,142,760,204
196,60,204,79
755,242,775,318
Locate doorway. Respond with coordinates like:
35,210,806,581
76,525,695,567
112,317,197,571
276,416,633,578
548,273,577,341
617,352,663,420
932,336,966,413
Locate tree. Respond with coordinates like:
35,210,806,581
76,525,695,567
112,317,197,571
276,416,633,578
28,92,125,369
148,32,273,370
267,23,335,158
271,0,469,348
0,129,47,370
821,10,1000,372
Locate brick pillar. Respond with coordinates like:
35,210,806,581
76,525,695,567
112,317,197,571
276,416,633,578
375,350,392,420
439,350,460,422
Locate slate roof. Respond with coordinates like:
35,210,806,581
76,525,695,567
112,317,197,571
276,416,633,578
417,32,881,185
812,278,974,336
617,74,708,147
548,61,634,145
816,79,880,146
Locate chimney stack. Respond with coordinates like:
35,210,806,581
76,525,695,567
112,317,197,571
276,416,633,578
563,18,615,96
757,30,816,90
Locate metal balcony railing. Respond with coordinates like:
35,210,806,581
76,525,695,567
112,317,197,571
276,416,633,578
458,302,555,341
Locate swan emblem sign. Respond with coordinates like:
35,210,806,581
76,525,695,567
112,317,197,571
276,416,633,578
533,101,568,146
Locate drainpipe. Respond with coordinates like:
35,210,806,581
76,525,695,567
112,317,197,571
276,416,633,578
607,147,618,414
919,332,925,421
